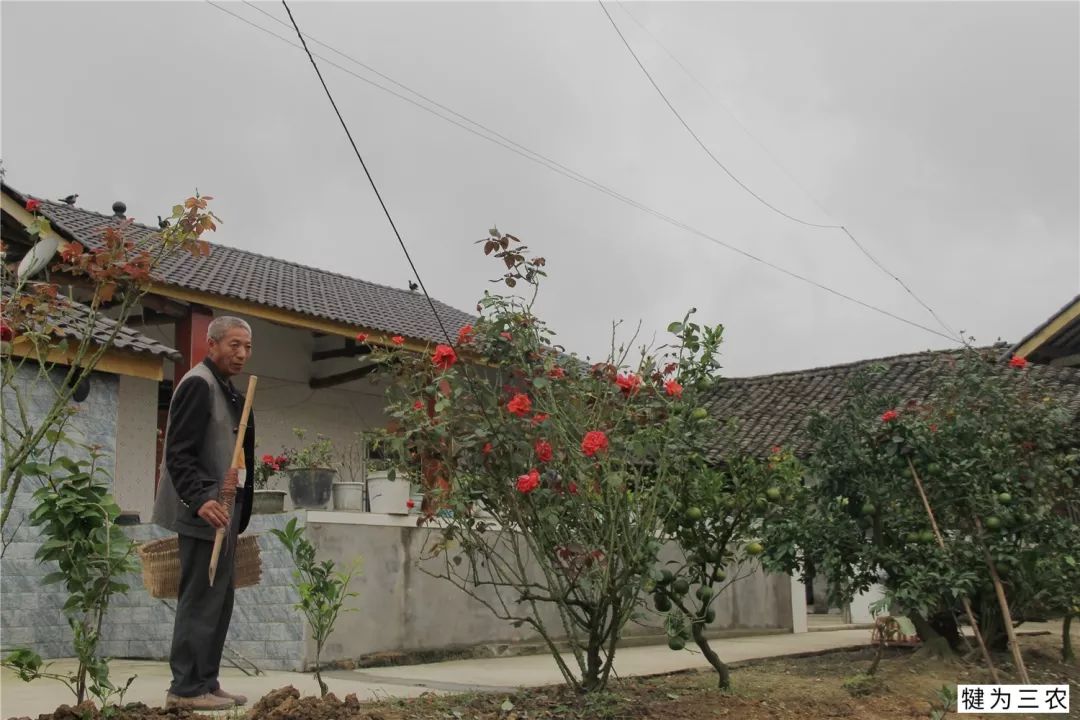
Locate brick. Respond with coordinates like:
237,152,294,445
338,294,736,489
1,626,35,645
125,639,169,660
228,640,267,659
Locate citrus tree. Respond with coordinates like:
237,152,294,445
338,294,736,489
650,443,804,688
369,231,724,692
763,349,1080,671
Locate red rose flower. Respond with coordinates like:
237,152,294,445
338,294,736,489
1008,355,1028,369
549,366,566,379
355,332,369,343
482,442,493,455
261,454,275,464
664,379,683,398
275,455,289,466
25,198,41,212
413,400,424,411
615,373,641,396
568,481,579,495
432,344,457,370
457,325,474,345
506,393,532,417
392,335,405,345
531,412,549,425
770,445,782,456
581,430,609,457
406,499,416,510
516,469,541,494
0,323,12,343
534,440,553,463
881,410,899,422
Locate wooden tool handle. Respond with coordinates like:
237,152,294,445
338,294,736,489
210,375,258,586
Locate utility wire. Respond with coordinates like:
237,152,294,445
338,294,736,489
597,0,962,344
208,0,960,344
277,0,513,452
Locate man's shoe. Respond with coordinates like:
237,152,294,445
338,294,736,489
212,688,248,706
165,692,235,710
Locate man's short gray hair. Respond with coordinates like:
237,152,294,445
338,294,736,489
207,316,252,342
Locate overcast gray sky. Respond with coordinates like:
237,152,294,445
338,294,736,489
3,1,1077,376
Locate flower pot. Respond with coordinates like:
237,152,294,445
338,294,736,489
252,489,286,514
367,471,411,514
286,468,335,509
332,482,366,512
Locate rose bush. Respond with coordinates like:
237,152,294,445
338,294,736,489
367,230,726,692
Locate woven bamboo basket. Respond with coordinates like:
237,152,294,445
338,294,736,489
138,534,263,599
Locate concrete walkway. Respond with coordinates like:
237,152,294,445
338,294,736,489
1,629,869,718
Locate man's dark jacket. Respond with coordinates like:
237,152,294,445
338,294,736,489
152,358,255,540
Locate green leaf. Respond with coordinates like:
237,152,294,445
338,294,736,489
667,322,684,334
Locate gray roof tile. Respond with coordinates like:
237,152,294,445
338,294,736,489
704,346,1080,460
2,285,181,361
26,196,475,345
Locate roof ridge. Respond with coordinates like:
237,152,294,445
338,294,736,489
33,198,471,315
720,345,1007,385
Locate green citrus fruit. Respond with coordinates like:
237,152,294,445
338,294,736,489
705,608,717,623
997,492,1013,505
672,578,690,595
658,569,674,585
691,408,709,421
861,502,877,516
985,516,1001,531
766,487,782,502
668,636,686,651
746,542,764,556
713,567,727,582
919,530,935,544
696,585,714,601
654,593,672,612
685,506,703,521
905,532,919,544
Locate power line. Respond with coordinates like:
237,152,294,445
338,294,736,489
206,0,961,344
597,1,962,344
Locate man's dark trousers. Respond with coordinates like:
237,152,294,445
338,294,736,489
168,505,240,698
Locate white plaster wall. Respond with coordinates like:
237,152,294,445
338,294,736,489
113,374,159,519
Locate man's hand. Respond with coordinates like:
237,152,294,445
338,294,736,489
198,500,229,529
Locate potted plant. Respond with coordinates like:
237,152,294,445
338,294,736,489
252,452,288,514
332,432,366,512
365,437,411,515
283,428,335,509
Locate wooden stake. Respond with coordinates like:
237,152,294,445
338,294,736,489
974,515,1030,684
907,458,1000,682
209,375,257,586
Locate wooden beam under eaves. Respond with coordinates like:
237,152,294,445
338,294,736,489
312,339,372,362
309,363,380,389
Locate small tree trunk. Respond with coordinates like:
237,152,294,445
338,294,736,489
691,621,730,689
315,643,328,697
910,612,954,659
866,639,885,676
1063,614,1075,664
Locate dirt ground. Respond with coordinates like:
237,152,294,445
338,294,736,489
17,632,1078,720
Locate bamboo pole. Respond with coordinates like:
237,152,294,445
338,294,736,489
907,458,1000,682
973,515,1030,683
209,376,257,586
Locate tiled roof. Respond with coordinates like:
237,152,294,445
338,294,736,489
2,285,181,361
703,347,1080,460
12,189,476,345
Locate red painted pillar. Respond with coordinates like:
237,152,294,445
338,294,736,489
174,304,214,385
156,304,214,493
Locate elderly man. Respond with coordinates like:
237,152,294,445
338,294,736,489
152,316,255,710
